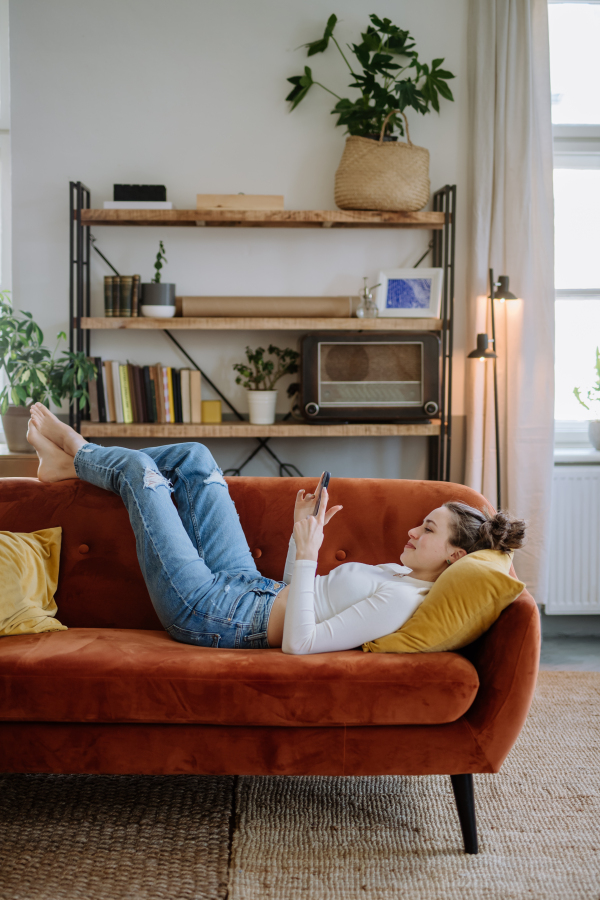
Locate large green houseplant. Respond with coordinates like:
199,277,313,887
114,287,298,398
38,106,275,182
287,14,455,139
0,292,96,451
286,15,455,211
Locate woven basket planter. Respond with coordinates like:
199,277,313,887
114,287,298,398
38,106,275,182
334,112,430,212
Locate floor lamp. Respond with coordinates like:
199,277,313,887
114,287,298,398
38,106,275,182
467,269,518,510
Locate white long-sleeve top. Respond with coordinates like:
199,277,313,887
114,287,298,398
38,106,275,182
281,536,433,655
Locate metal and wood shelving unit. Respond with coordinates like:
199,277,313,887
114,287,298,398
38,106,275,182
70,182,455,479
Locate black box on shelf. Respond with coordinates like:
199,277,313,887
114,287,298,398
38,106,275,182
113,184,167,202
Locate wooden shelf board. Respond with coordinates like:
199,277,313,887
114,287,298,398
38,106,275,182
80,421,441,439
78,208,446,230
80,316,443,331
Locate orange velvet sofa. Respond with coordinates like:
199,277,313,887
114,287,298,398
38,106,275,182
0,475,540,854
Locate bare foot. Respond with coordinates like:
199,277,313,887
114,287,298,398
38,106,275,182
29,402,87,457
27,420,77,483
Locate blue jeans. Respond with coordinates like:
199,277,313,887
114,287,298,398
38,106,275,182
73,442,284,649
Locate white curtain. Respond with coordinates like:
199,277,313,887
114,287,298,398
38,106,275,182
465,0,555,603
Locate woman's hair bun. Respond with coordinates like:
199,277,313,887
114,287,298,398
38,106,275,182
474,509,526,553
444,502,526,554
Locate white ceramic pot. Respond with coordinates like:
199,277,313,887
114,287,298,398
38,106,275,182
247,390,278,425
140,305,176,318
589,420,600,450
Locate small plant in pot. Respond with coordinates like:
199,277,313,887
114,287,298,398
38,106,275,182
233,344,299,425
574,347,600,450
0,292,96,452
141,241,176,318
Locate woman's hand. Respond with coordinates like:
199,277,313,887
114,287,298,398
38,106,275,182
293,488,342,561
294,474,342,525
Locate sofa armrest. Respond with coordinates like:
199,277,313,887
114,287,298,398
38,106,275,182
460,589,540,772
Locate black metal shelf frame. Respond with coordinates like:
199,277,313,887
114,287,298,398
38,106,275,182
69,181,455,480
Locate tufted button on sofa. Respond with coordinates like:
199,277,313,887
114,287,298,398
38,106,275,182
0,475,540,855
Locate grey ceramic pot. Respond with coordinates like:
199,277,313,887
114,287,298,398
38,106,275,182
1,404,35,453
141,283,176,306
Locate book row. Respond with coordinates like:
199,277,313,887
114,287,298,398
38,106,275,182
88,358,215,424
104,276,141,317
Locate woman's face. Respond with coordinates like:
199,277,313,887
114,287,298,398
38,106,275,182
400,505,466,581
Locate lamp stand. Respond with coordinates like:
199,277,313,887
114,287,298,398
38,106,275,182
489,267,502,510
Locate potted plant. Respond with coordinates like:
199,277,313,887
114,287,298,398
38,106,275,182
574,347,600,450
141,241,176,318
286,14,455,211
233,344,300,425
0,292,96,452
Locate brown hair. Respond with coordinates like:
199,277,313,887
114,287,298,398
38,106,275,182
443,502,526,554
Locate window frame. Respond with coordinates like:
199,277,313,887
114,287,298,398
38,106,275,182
549,1,600,439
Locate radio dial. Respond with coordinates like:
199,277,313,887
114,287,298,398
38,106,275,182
423,401,439,416
305,402,320,417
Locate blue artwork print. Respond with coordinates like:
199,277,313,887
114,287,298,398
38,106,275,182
386,278,432,310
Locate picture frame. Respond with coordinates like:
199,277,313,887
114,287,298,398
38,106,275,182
375,268,443,318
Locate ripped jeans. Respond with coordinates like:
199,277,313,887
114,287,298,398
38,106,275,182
73,442,283,649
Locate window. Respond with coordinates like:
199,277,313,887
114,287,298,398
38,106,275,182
549,1,600,440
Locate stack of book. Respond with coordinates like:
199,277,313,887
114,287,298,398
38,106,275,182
104,276,141,317
87,358,202,424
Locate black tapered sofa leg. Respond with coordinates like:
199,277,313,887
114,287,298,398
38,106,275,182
450,773,479,854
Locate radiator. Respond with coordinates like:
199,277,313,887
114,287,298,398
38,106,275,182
547,465,600,614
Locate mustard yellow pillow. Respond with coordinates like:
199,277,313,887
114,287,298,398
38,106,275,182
0,528,66,636
363,549,524,654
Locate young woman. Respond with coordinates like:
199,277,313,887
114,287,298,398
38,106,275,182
26,403,525,654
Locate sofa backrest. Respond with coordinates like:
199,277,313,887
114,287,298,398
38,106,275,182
0,475,520,629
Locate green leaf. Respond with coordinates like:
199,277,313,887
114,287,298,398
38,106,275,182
436,80,454,102
303,13,337,57
286,67,314,109
351,42,371,70
362,31,380,52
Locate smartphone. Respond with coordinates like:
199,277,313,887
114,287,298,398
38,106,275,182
313,472,331,516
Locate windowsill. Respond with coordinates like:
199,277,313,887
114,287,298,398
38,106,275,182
554,446,600,465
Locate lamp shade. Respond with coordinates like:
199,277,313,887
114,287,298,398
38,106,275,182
467,333,497,359
494,275,518,302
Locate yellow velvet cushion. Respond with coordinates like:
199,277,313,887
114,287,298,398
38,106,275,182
363,549,524,654
0,528,66,636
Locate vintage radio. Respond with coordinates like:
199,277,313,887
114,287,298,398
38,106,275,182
300,331,440,422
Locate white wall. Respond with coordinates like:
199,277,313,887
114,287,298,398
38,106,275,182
9,0,468,478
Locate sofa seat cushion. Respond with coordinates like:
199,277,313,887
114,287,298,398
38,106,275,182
0,628,479,727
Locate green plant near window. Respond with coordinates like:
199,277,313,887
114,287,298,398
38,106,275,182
574,347,600,417
233,345,300,391
286,14,455,138
152,240,167,283
0,292,96,414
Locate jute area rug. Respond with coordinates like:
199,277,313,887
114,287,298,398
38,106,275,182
232,671,600,900
1,671,599,900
